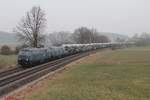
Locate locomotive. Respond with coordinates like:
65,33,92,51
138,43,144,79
18,42,132,67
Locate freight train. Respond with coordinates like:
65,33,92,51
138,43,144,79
18,42,132,67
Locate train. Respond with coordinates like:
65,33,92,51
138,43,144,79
18,42,133,67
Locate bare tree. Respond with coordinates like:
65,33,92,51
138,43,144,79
47,31,73,46
73,27,92,44
130,32,150,46
14,6,46,47
92,34,110,43
90,29,110,43
73,27,110,44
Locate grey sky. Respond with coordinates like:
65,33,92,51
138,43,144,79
0,0,149,36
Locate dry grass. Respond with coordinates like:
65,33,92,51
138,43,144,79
0,54,17,69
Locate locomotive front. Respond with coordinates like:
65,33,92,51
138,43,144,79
18,49,32,66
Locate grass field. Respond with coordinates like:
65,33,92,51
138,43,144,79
24,47,150,100
0,54,17,69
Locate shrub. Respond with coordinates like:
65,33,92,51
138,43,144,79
1,45,11,55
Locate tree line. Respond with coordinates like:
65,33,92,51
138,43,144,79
48,27,110,46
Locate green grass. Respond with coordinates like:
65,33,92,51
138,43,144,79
27,47,150,100
0,54,17,69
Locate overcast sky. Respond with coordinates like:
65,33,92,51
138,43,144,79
0,0,149,36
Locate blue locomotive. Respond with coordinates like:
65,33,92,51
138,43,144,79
18,47,66,66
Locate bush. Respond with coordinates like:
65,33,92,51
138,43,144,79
1,45,11,55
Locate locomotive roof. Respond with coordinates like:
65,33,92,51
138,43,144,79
21,46,65,51
21,48,47,51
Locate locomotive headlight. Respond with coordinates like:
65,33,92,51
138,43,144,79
26,58,29,61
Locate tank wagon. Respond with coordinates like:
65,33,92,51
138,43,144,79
18,42,133,67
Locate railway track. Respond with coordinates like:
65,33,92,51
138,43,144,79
0,67,24,78
0,51,96,97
